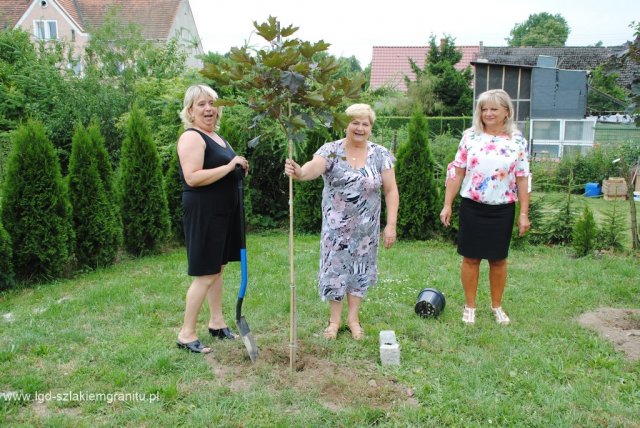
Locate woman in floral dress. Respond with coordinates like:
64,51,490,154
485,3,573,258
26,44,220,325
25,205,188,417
440,89,531,326
284,104,399,340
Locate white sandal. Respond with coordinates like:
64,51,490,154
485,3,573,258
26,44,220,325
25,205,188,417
492,306,510,325
462,306,476,324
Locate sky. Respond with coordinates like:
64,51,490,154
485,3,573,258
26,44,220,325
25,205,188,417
189,0,638,68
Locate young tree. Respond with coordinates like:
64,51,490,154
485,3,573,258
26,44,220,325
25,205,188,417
1,119,73,281
588,65,629,114
201,16,365,369
396,110,440,240
68,123,121,268
401,35,472,116
87,118,116,198
119,105,170,256
596,203,625,252
572,205,597,257
507,12,570,47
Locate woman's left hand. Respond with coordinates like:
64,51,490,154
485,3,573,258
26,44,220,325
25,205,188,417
383,224,397,249
518,214,531,237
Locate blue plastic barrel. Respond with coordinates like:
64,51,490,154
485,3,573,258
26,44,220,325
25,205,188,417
585,182,601,197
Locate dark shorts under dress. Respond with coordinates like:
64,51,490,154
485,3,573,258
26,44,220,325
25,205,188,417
457,197,515,260
179,128,242,276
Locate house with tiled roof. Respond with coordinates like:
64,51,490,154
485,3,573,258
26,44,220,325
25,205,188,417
370,45,479,91
0,0,204,69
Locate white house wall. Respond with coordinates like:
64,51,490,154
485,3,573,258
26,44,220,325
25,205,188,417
170,0,204,69
15,0,88,58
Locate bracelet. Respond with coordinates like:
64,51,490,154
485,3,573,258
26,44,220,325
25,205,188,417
520,213,528,216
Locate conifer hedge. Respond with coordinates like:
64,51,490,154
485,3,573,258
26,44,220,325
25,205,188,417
396,111,441,240
119,105,170,256
87,118,116,197
68,123,121,268
165,145,184,243
0,119,73,280
0,221,14,290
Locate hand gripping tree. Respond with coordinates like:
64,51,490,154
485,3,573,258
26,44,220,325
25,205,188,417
201,16,365,370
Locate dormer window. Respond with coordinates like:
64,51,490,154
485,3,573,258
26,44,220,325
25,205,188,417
34,20,58,40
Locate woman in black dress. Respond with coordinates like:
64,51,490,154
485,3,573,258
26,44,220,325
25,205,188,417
176,84,249,353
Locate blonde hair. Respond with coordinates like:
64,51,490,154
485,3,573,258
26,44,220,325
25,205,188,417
345,103,376,125
179,84,222,130
472,89,517,135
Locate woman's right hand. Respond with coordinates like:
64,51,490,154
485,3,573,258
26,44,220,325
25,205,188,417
230,156,249,175
284,159,300,180
439,205,452,227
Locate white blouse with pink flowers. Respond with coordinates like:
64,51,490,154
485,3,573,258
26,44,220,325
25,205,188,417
447,129,530,205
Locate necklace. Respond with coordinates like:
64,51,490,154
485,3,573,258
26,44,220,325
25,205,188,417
345,140,366,161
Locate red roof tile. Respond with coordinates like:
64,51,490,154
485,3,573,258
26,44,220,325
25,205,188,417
370,45,479,91
0,0,182,40
74,0,182,40
0,0,31,29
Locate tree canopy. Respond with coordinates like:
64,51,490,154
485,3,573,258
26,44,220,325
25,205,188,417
507,12,570,47
400,35,472,116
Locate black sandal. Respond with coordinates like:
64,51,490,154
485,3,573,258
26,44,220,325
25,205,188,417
176,339,211,353
208,327,237,340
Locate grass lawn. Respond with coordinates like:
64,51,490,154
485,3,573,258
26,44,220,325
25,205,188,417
1,233,639,426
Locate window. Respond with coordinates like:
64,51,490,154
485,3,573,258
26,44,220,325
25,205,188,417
530,119,596,159
34,20,58,40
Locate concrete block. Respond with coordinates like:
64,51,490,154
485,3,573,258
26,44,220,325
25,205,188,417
379,330,400,366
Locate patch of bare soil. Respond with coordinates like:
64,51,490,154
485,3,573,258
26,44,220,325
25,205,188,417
207,339,418,410
577,307,640,361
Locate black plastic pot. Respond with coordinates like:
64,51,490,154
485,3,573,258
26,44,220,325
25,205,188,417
415,288,446,318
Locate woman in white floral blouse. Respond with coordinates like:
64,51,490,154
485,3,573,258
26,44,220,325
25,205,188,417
284,104,399,340
440,89,531,325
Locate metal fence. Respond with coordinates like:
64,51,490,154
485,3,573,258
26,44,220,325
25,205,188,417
594,123,640,147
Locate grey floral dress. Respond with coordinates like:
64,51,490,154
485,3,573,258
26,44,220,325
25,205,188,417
315,139,395,301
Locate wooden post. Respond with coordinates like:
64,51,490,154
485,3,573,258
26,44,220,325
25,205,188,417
287,100,297,371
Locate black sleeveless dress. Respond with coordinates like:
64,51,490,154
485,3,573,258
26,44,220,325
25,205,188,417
178,128,242,276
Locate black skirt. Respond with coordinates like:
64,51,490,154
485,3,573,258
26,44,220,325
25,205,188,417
182,191,241,276
457,197,515,260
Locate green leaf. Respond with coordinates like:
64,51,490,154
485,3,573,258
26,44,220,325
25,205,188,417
299,41,316,59
303,92,324,107
253,16,278,42
280,24,299,38
228,47,255,65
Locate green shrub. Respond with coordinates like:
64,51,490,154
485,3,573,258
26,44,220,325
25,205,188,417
572,205,597,257
0,119,73,280
244,130,288,231
118,105,170,256
68,123,121,268
292,128,335,233
543,191,575,246
165,144,184,242
376,116,471,137
0,221,14,290
511,196,544,249
530,161,559,192
429,133,460,180
396,110,440,240
596,203,625,252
